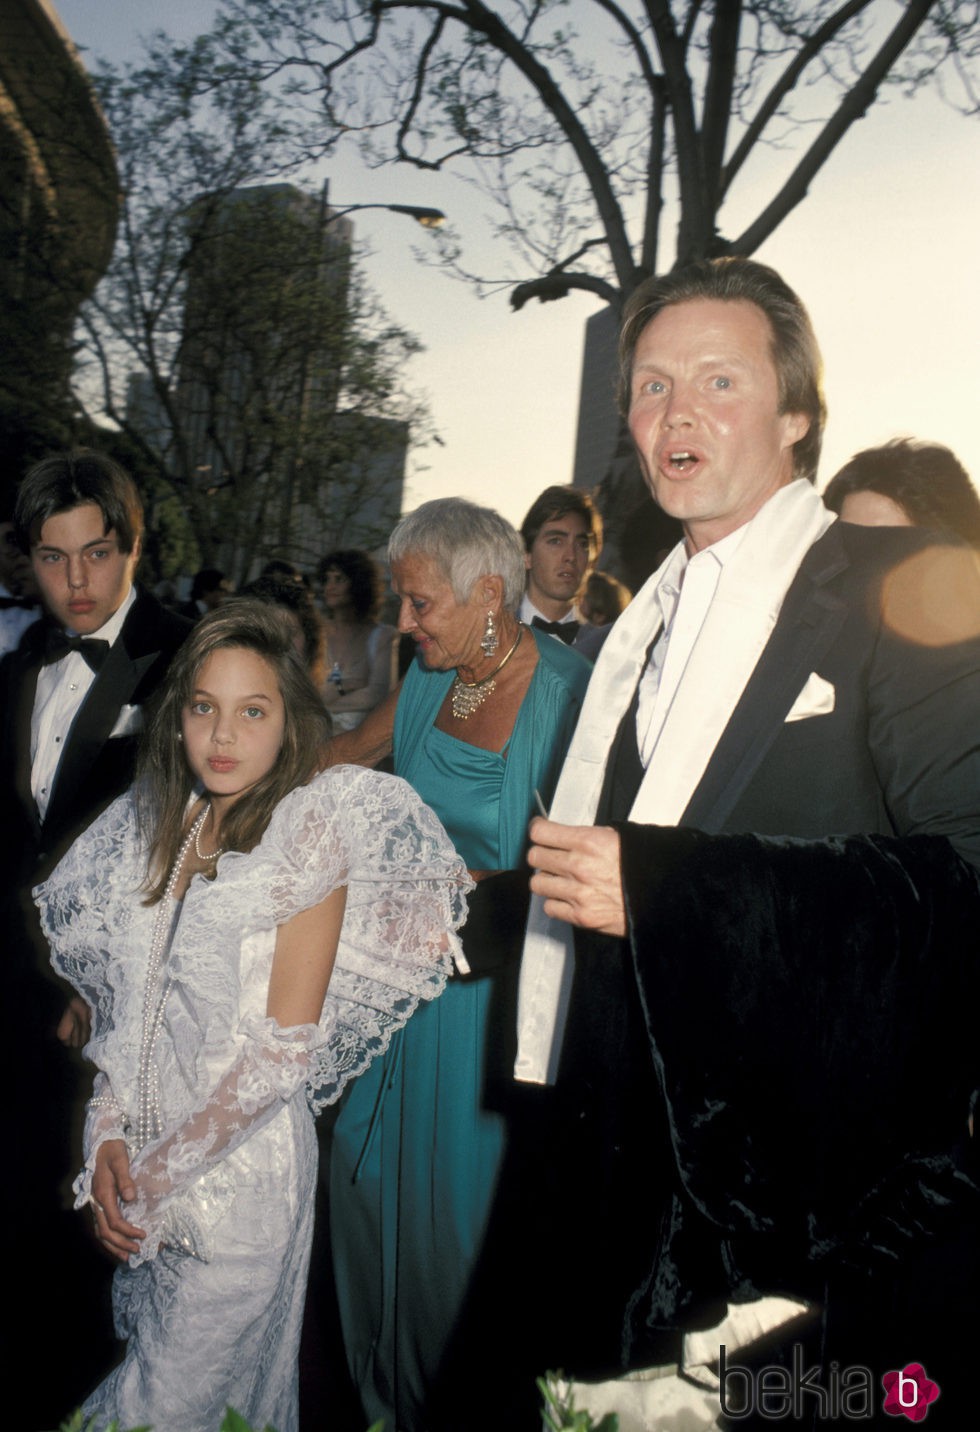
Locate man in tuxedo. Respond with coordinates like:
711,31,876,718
2,450,190,891
518,485,609,660
518,259,979,1427
0,449,189,1423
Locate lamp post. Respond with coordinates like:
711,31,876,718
329,201,446,228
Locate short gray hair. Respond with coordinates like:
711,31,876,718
389,498,527,612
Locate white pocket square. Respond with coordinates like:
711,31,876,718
109,704,144,738
785,672,835,723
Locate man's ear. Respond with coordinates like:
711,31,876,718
781,411,809,449
524,548,533,573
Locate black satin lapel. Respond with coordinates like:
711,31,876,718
683,526,851,833
42,643,155,836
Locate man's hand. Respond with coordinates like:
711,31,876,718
527,818,627,937
56,995,91,1048
90,1139,146,1262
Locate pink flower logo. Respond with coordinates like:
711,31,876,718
882,1364,940,1421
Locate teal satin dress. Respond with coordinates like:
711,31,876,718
330,631,589,1430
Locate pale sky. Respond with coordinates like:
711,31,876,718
57,0,979,530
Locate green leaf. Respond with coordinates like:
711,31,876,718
537,1371,620,1431
220,1410,276,1432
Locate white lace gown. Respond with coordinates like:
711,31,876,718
36,766,470,1432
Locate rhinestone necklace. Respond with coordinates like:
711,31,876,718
450,624,524,720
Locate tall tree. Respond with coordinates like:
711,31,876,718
203,0,977,312
74,35,428,581
174,1,976,563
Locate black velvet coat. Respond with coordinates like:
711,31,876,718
531,525,980,1419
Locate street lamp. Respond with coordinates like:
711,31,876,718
319,179,446,230
329,201,446,229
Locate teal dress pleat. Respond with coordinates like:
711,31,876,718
330,631,590,1430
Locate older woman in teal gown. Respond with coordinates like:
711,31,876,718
325,498,591,1431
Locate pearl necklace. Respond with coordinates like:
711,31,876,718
450,624,524,720
194,803,225,861
134,807,206,1149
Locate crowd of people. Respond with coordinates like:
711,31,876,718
1,254,978,1432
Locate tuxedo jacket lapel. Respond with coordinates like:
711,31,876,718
37,590,190,852
41,639,155,840
683,524,851,834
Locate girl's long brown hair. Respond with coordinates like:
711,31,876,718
138,600,332,903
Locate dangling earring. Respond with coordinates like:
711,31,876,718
481,609,498,658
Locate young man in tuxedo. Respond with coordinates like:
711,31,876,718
2,450,190,893
0,449,190,1423
518,485,609,660
517,259,979,1428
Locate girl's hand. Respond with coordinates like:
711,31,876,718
56,995,92,1048
90,1139,146,1262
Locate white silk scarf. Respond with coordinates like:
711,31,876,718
515,480,835,1084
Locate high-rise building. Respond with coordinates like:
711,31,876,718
128,182,406,579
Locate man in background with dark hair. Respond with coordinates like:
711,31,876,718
0,449,189,1426
518,484,608,659
178,566,234,620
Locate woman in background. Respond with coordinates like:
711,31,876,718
823,437,980,545
326,498,592,1431
319,548,398,731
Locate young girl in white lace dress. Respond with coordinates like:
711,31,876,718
36,601,469,1432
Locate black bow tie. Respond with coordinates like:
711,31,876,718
42,627,111,673
531,616,579,645
0,595,36,611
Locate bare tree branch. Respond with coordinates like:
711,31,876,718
732,0,938,253
510,269,623,309
721,0,873,197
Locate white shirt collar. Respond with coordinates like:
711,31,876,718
519,594,580,625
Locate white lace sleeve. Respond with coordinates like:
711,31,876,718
73,1072,129,1207
123,1015,325,1266
34,792,154,1056
199,766,473,1113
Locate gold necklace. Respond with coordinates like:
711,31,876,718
451,624,524,720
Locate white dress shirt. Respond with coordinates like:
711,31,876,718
635,524,748,769
31,586,136,820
